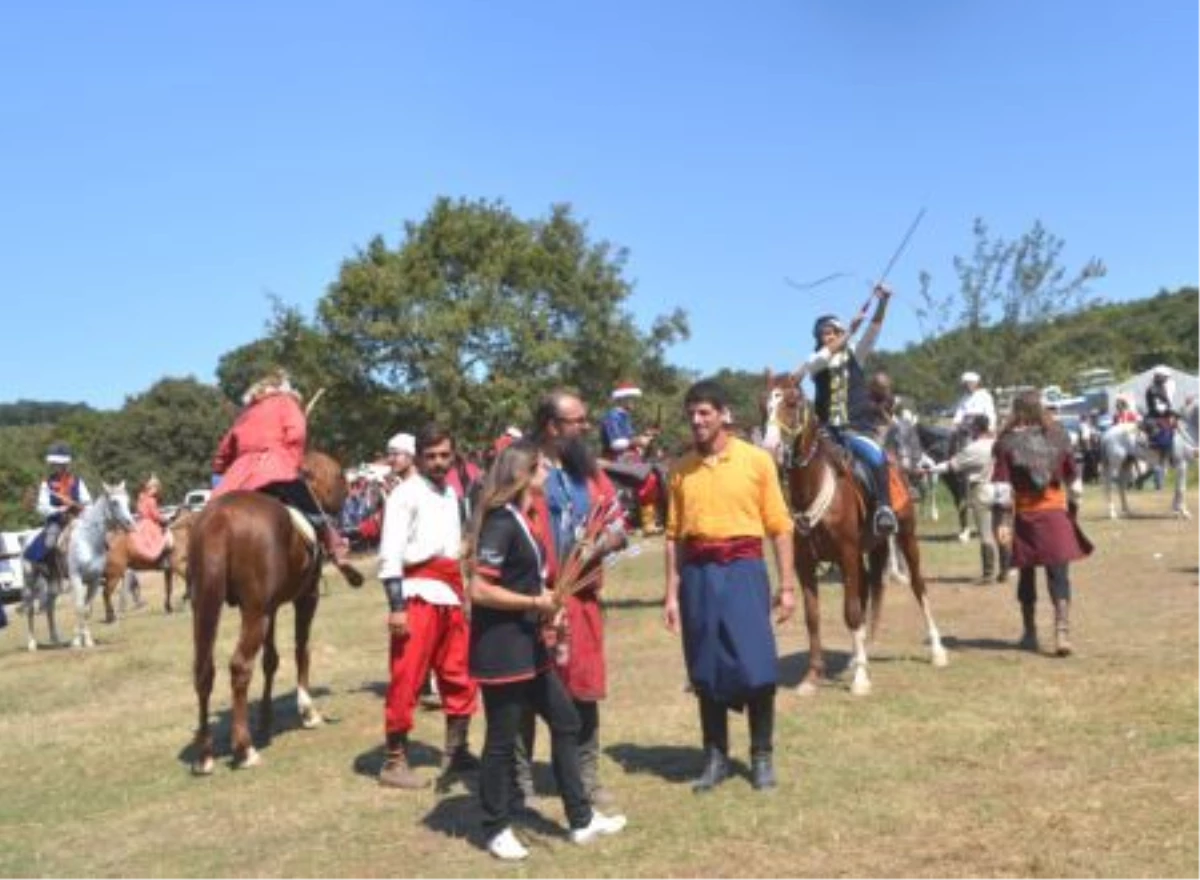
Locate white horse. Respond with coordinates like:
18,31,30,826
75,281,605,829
1100,423,1197,520
21,483,136,650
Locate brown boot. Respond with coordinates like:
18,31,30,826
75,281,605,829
1053,599,1072,657
442,716,480,773
1018,603,1038,652
379,734,428,789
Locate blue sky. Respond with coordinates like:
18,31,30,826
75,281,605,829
2,1,1196,410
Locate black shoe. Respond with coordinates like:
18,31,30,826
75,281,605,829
691,749,730,793
751,755,777,791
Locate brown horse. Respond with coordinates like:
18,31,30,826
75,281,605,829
189,450,357,774
761,371,947,696
103,511,195,622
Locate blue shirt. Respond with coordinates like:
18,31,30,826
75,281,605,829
544,465,592,560
600,407,635,456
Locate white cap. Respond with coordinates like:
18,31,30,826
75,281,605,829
504,426,523,438
386,433,415,456
1152,364,1171,377
961,371,981,384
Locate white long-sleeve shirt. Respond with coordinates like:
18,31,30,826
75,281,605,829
37,475,91,520
952,388,997,431
377,474,462,607
796,320,883,381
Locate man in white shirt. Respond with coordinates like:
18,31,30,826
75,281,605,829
952,372,997,432
377,425,479,789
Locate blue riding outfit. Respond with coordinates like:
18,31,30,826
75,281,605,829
800,314,897,535
1144,378,1176,453
24,442,91,563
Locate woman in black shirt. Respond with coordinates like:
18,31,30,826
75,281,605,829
467,440,627,861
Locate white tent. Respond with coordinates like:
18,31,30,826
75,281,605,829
1106,365,1199,413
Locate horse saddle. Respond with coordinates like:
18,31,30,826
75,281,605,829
22,520,76,565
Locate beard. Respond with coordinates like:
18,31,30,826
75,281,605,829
558,436,598,481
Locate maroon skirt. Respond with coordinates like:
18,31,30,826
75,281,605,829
1011,509,1093,569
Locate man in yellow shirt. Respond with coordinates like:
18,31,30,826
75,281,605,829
663,379,797,792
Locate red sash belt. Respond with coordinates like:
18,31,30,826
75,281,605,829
683,537,763,566
403,557,465,598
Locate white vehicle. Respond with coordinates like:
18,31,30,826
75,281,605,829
0,529,38,603
182,489,212,512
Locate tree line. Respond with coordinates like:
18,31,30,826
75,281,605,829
1,198,1194,527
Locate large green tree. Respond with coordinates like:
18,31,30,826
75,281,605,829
897,218,1108,406
304,197,689,454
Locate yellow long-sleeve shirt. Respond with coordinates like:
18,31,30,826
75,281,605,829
665,436,793,541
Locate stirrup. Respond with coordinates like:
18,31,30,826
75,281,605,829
873,506,898,535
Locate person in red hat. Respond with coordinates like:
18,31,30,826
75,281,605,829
599,383,663,534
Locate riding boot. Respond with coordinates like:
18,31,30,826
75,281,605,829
442,715,481,773
321,525,364,587
871,462,898,535
379,732,428,789
692,696,730,793
747,689,777,791
1018,602,1039,652
1053,599,1073,657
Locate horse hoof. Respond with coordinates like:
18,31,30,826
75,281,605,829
850,680,872,697
70,637,82,649
796,680,819,697
235,748,262,769
26,640,37,653
192,756,215,776
931,649,949,668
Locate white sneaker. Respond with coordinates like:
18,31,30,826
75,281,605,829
487,827,529,861
570,810,628,845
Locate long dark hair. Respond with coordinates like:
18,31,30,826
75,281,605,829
463,440,540,567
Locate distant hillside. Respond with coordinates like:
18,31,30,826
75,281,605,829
0,400,95,428
874,286,1197,412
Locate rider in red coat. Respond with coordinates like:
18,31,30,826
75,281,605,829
211,370,360,583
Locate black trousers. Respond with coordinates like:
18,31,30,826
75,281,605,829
1017,564,1071,604
480,671,591,836
260,479,323,522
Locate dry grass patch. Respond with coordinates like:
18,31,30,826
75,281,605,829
0,492,1195,877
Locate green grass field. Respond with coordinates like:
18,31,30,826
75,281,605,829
0,491,1196,878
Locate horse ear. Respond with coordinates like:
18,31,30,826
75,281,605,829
764,367,774,387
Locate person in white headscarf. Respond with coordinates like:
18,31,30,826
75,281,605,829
952,371,997,432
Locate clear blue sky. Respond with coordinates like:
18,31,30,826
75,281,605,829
2,1,1195,410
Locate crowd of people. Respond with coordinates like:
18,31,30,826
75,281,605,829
33,303,1199,861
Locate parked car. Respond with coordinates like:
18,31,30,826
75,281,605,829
0,529,38,604
182,489,212,512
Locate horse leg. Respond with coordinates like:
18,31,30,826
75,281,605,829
230,612,268,768
899,530,948,667
102,567,119,624
865,546,888,650
796,544,823,696
1104,462,1118,519
841,551,871,696
23,584,38,652
294,591,323,728
257,612,279,742
70,574,95,648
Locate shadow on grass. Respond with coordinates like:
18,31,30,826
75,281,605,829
421,794,567,851
606,742,709,784
603,597,663,610
919,533,971,544
941,635,1027,653
777,649,852,686
175,685,332,769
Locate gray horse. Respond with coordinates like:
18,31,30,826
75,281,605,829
22,483,136,650
1100,423,1197,520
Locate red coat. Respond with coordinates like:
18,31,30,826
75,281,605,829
533,470,617,702
211,392,307,497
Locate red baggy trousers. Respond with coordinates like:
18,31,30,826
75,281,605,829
384,598,478,735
